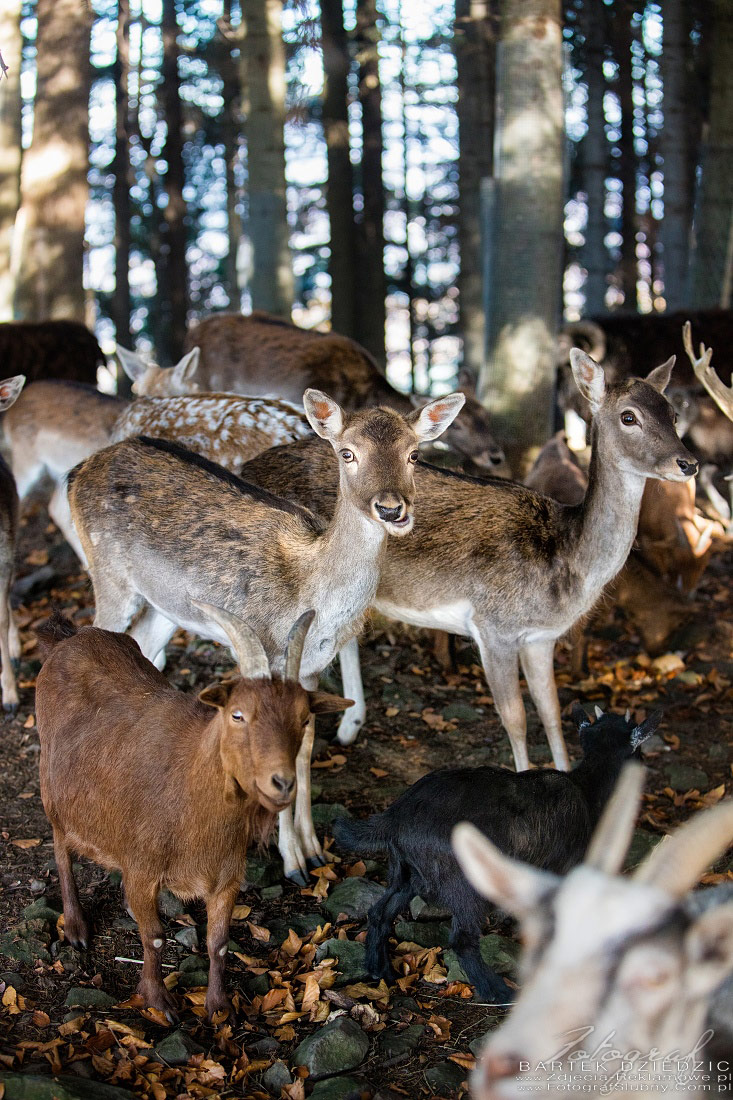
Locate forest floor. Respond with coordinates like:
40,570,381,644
1,491,733,1100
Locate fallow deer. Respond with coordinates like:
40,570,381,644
0,319,104,385
66,389,464,881
0,374,26,713
183,312,507,471
240,351,698,767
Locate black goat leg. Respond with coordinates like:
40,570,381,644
365,861,413,982
450,912,514,1005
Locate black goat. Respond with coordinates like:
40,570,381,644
333,706,661,1004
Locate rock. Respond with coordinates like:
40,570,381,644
323,877,385,921
665,763,709,793
409,896,451,921
707,742,729,762
443,933,517,984
180,953,208,973
112,918,138,931
315,939,370,984
1,971,25,990
153,1029,205,1065
260,885,283,901
640,734,669,758
0,1074,134,1099
441,702,482,721
311,802,351,827
64,987,117,1009
262,1059,292,1094
245,973,270,996
158,889,185,918
624,828,662,870
293,1016,369,1080
425,1061,467,1094
377,1023,425,1059
177,970,209,989
245,853,281,888
174,926,199,949
469,1032,490,1057
249,1036,281,1057
394,921,451,950
308,1077,369,1100
0,920,51,964
21,899,61,924
381,682,422,709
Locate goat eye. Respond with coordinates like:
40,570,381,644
409,450,419,463
231,710,245,722
621,410,638,426
340,449,355,462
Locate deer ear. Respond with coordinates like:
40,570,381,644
117,346,149,382
452,822,557,917
407,392,466,442
173,347,200,384
570,349,606,412
645,355,676,394
0,374,25,411
684,902,733,998
198,681,235,710
308,690,355,714
303,389,345,441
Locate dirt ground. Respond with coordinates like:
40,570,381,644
1,490,732,1100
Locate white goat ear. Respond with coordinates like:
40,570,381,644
0,374,25,411
303,389,345,441
570,349,606,413
407,392,465,443
117,346,149,382
172,346,200,384
645,355,676,394
684,902,733,998
452,822,555,916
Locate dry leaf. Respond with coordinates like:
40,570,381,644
280,928,303,957
31,1011,50,1027
11,836,41,849
247,921,271,943
23,714,34,729
231,904,251,920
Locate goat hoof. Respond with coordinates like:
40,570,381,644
306,855,325,870
3,702,18,717
285,869,309,887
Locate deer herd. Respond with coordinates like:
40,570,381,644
3,311,733,1095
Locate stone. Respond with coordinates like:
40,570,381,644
248,1036,281,1057
158,889,185,918
0,1074,134,1099
245,973,270,996
665,763,709,793
624,828,662,870
394,921,451,950
245,853,281,888
180,953,208,973
308,1077,369,1100
21,899,61,924
0,920,51,965
64,987,117,1009
441,702,482,722
112,918,138,931
443,933,517,984
260,885,283,901
174,926,199,949
315,939,370,984
1,971,25,991
177,970,209,989
323,877,385,921
409,896,450,921
293,1016,369,1080
707,742,729,762
311,802,352,827
153,1029,205,1065
376,1023,425,1059
424,1061,467,1094
469,1032,490,1057
262,1059,292,1094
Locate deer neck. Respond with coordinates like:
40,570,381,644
572,421,647,591
302,481,386,598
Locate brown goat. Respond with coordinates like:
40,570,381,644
36,606,352,1022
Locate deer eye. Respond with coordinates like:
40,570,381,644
408,450,419,463
231,710,245,722
340,449,355,462
621,410,639,426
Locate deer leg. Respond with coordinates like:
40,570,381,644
53,826,89,949
128,607,176,670
49,480,87,566
336,637,366,746
91,575,143,635
8,602,20,662
0,576,18,714
472,629,528,771
204,879,239,1020
124,875,178,1023
520,639,570,771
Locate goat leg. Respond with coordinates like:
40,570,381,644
125,876,178,1023
364,872,413,983
53,827,89,949
204,880,239,1021
449,911,514,1006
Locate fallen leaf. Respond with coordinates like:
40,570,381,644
31,1011,50,1028
370,767,388,778
231,904,251,921
23,715,34,729
11,837,41,849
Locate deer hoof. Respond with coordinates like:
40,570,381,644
3,702,18,716
285,868,309,887
306,855,325,870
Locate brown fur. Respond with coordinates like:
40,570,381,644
0,320,104,385
35,610,347,1021
183,312,506,468
637,478,720,593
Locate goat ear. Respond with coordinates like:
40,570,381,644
630,709,663,749
452,822,556,916
172,347,200,384
645,355,676,394
116,346,148,382
0,374,25,411
198,681,235,710
303,389,345,441
684,902,733,998
569,349,606,412
308,690,355,714
407,392,466,442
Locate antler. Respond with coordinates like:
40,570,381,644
683,321,733,422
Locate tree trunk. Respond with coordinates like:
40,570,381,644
0,0,22,320
242,0,294,317
354,0,386,364
613,0,638,309
689,0,733,309
580,0,608,314
113,0,132,380
219,0,241,310
159,0,188,362
478,0,564,470
659,0,691,311
321,0,358,338
14,0,93,322
454,0,495,379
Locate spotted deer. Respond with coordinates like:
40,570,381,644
240,351,698,767
3,348,202,562
0,375,26,714
67,389,465,882
183,312,507,471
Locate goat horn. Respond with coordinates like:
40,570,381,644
583,763,644,874
633,800,733,897
192,599,270,679
594,705,604,719
625,708,631,722
283,609,316,683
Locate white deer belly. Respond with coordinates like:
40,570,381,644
375,598,474,636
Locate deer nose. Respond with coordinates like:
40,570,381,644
372,494,408,524
483,1050,524,1082
677,457,698,476
375,503,404,522
271,774,295,798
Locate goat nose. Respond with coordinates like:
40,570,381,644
271,774,295,797
375,502,404,523
677,457,698,476
483,1050,524,1082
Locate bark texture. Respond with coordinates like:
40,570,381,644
0,0,22,320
